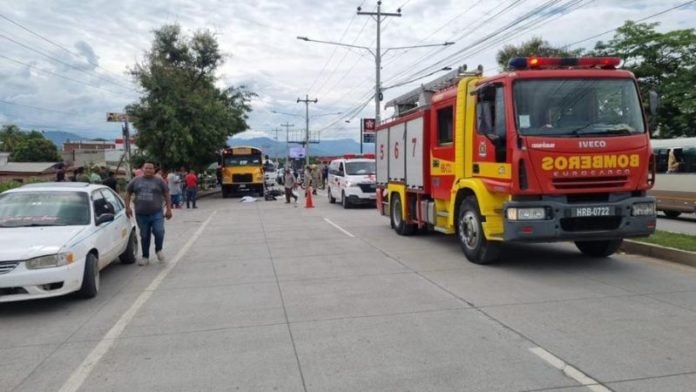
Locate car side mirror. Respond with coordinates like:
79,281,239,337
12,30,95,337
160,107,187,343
95,213,115,225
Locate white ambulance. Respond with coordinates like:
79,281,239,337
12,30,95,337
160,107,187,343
327,155,377,208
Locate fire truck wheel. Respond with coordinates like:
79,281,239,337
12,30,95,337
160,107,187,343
574,239,622,258
390,194,415,235
328,187,336,204
457,197,500,264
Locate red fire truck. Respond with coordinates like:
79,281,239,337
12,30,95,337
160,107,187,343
375,57,657,264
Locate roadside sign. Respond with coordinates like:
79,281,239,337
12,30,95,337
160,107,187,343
106,112,128,122
362,118,376,144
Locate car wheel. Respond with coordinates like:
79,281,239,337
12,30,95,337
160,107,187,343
390,193,415,235
342,191,351,209
457,196,500,264
119,231,138,264
78,253,100,298
328,187,336,204
663,210,681,219
575,239,622,258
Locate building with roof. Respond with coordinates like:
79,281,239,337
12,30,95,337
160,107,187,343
0,152,63,182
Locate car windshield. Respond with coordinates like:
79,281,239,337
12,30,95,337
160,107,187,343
223,154,262,166
0,191,90,227
345,161,376,175
513,78,645,137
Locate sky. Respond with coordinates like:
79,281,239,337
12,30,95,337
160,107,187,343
1,0,695,143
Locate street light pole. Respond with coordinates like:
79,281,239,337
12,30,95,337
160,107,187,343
297,95,317,167
298,2,453,125
357,1,400,124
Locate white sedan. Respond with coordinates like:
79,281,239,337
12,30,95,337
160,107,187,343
0,183,137,302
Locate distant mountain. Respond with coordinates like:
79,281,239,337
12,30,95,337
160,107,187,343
40,131,95,150
228,136,375,158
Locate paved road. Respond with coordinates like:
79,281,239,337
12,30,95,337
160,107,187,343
2,190,696,392
656,211,696,235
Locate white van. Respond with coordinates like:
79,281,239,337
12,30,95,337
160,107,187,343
327,157,377,208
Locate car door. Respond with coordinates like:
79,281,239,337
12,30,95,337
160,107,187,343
100,189,130,257
91,190,117,267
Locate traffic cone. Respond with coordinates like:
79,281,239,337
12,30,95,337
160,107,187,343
305,185,315,208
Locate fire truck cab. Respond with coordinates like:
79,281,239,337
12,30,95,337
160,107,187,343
376,58,656,264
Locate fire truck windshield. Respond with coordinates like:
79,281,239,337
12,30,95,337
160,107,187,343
513,78,645,137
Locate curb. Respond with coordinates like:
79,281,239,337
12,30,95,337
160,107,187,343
197,189,220,199
620,240,696,268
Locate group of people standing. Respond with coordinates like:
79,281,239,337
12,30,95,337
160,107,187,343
282,163,329,205
164,167,199,209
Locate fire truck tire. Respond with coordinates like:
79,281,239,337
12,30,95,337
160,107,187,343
663,210,681,219
390,194,415,235
328,187,336,204
574,239,622,258
457,197,500,264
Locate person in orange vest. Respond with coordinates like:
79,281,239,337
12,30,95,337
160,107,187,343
185,169,198,208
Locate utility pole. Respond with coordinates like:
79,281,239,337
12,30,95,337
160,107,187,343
297,95,318,167
272,128,281,162
280,122,294,165
358,1,401,124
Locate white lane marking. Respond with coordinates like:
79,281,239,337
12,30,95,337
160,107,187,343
529,347,611,392
323,218,355,238
58,211,216,392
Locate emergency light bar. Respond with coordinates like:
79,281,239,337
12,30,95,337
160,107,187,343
508,57,622,70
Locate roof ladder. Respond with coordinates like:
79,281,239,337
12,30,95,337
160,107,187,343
384,64,483,116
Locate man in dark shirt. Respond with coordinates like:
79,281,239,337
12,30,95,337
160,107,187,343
102,172,118,191
125,162,172,266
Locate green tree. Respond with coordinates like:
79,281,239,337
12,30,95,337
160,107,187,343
11,138,61,162
0,124,25,152
127,24,254,171
592,21,696,137
496,37,583,70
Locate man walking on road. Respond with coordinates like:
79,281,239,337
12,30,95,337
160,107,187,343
284,167,299,206
125,162,173,266
185,169,198,208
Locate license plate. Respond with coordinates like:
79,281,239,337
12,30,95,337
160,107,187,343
572,206,612,217
239,184,247,189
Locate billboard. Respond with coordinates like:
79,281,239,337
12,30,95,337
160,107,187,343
289,146,306,159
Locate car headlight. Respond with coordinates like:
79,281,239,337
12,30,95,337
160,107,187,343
25,252,75,269
632,202,655,216
507,207,546,221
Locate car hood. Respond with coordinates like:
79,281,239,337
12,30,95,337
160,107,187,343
0,226,89,261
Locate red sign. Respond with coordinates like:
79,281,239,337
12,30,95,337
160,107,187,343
362,118,376,132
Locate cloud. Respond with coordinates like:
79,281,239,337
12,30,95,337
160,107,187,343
74,41,99,70
1,0,694,142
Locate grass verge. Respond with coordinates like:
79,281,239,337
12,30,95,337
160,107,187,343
632,230,696,252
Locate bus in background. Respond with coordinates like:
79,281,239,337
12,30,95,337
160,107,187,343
650,137,696,218
219,146,265,198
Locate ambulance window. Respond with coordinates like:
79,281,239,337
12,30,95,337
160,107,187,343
437,106,454,145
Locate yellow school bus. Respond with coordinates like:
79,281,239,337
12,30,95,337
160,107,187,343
220,146,264,198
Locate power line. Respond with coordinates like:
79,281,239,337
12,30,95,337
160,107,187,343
0,32,136,92
0,53,127,95
0,13,134,88
306,0,367,94
563,0,696,48
0,99,78,116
